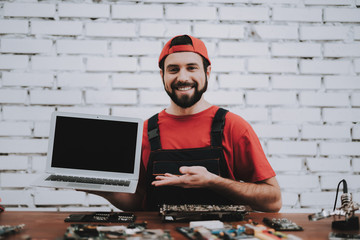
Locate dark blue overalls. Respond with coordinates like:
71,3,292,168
145,108,233,210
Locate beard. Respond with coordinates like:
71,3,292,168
164,77,208,109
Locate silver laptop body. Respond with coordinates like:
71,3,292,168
32,111,143,193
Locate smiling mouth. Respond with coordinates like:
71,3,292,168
177,86,193,91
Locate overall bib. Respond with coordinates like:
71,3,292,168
145,108,233,210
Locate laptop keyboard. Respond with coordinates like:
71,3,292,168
45,175,130,187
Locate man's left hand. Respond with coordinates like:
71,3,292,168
152,166,217,188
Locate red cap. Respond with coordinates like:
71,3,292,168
158,35,211,67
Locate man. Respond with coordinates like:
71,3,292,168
94,35,282,212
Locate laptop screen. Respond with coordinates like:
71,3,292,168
51,116,138,174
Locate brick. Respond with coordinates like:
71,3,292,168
272,75,321,89
352,93,360,107
353,125,360,140
300,60,351,74
303,125,350,139
252,25,298,40
0,156,28,170
85,90,137,104
304,0,352,5
272,43,321,57
34,122,50,138
229,107,268,122
321,142,360,156
273,7,322,22
112,73,162,89
112,5,162,19
277,175,319,189
139,57,158,71
1,38,52,54
166,6,216,20
32,156,47,172
324,8,360,22
0,89,27,104
0,122,32,136
57,40,107,54
268,141,317,156
112,107,164,120
34,190,86,205
0,173,39,187
57,73,109,88
324,76,360,90
86,57,137,72
355,27,360,40
0,55,28,69
0,20,28,34
139,23,165,37
272,108,321,123
194,23,245,39
247,91,297,106
281,192,299,207
248,59,297,73
57,107,110,116
324,43,360,57
32,56,83,71
85,22,136,37
0,190,33,205
308,158,351,173
2,106,54,121
205,91,244,105
112,40,161,55
3,2,55,17
219,42,269,56
323,108,360,122
354,59,360,73
139,90,169,105
31,21,82,36
354,158,360,172
219,74,269,89
300,192,337,208
58,3,109,18
219,7,269,21
30,90,82,105
211,58,245,72
0,139,48,154
2,72,53,87
321,175,360,190
300,92,349,107
164,23,192,38
268,158,303,172
300,26,349,40
253,124,298,138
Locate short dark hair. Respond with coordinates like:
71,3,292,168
159,35,210,74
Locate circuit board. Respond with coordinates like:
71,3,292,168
263,217,303,231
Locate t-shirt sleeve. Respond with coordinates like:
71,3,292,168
224,113,276,183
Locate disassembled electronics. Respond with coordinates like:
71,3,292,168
159,204,250,222
308,179,360,230
64,212,136,223
263,217,303,231
329,232,360,239
64,223,172,240
0,224,25,238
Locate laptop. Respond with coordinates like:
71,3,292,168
32,111,143,193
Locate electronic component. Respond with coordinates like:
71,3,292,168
160,204,250,222
329,232,360,239
0,224,25,238
64,212,136,223
263,217,303,231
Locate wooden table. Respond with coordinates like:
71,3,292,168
0,211,359,239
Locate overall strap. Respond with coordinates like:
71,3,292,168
211,108,228,147
147,113,161,151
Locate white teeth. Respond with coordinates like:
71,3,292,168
178,86,192,91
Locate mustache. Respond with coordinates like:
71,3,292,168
171,81,197,89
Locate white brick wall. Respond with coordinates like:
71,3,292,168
0,0,359,213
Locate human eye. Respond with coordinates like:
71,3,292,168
167,66,179,73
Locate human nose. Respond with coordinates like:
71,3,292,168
177,68,190,81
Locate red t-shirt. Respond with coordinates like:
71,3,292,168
141,105,275,183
